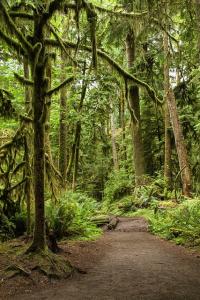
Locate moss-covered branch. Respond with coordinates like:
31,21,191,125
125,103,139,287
94,4,148,18
9,12,34,20
45,38,161,103
49,24,78,66
41,0,66,26
46,76,75,97
152,17,178,44
14,73,34,86
83,1,98,69
0,2,33,54
0,27,25,56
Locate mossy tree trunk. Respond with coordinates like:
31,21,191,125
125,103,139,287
195,0,200,60
163,31,192,197
120,89,127,164
110,102,119,171
28,14,47,252
67,62,87,184
163,30,172,187
59,50,69,184
126,30,145,185
23,58,32,235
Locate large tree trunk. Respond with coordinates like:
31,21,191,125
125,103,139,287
28,17,47,252
67,62,87,181
72,122,81,191
163,31,172,186
45,57,53,163
59,51,68,183
195,0,200,60
23,58,32,235
167,89,192,197
110,106,119,171
125,31,145,185
120,89,127,163
163,31,192,197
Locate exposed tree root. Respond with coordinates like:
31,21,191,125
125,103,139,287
3,264,31,279
0,250,73,282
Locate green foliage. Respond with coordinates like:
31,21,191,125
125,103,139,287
102,174,176,215
0,212,15,241
0,208,27,241
102,169,134,214
149,199,200,246
46,191,101,240
104,169,133,202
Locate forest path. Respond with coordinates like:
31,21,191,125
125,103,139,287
15,217,200,300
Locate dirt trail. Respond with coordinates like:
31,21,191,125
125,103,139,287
13,217,200,299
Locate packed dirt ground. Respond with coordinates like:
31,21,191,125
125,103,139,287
1,217,200,300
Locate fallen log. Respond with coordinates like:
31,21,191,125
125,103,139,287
90,215,110,226
107,216,119,230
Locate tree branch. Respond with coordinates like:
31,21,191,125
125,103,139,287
0,27,25,56
48,24,78,66
0,2,33,54
14,73,33,86
94,4,148,18
46,76,75,97
45,38,161,103
9,12,34,20
41,0,66,26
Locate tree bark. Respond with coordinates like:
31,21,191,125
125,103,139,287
110,105,119,171
59,50,69,183
120,89,127,163
125,30,145,185
195,0,200,60
28,15,47,252
163,31,172,186
163,31,192,197
23,58,32,236
72,122,81,191
45,56,53,163
67,62,87,182
167,89,192,197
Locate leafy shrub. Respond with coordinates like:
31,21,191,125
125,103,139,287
104,169,133,202
11,210,27,237
149,199,200,246
46,191,101,239
102,169,134,212
0,212,15,241
102,173,176,214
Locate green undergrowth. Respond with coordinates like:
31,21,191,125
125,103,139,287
128,199,200,248
46,191,102,241
0,190,102,243
102,173,178,216
149,199,200,247
102,171,200,248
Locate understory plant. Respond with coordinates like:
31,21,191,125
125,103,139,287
149,199,200,246
46,191,102,240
